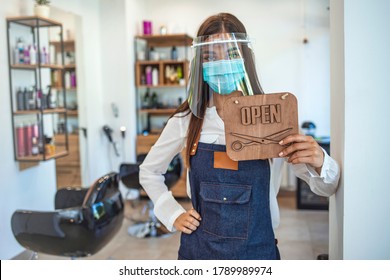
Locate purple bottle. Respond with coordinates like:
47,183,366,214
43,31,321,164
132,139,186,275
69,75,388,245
41,47,48,64
145,66,152,85
143,21,152,35
23,45,30,64
70,71,77,88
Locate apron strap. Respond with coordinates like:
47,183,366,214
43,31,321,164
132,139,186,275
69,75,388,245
189,130,201,156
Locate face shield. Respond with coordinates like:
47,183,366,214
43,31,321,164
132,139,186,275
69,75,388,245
187,33,257,118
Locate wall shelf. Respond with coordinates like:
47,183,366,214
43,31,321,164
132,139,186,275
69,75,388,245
16,150,69,162
67,110,78,117
6,16,69,162
6,16,63,28
50,36,81,187
11,64,64,70
139,108,176,115
135,34,193,47
12,108,67,115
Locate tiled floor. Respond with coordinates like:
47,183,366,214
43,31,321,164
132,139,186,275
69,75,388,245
13,191,329,260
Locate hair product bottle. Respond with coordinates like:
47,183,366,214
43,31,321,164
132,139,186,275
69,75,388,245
141,74,146,85
31,123,39,156
151,92,158,108
31,137,39,156
143,88,150,109
46,86,56,109
149,47,159,61
143,20,152,35
70,71,77,88
145,66,152,85
49,44,55,64
23,87,29,110
41,47,48,64
37,120,44,154
28,87,36,110
16,123,26,157
36,88,42,110
14,41,20,64
16,37,24,64
23,45,30,64
152,68,159,86
16,87,24,111
29,44,36,65
171,46,178,60
65,71,71,88
24,123,33,156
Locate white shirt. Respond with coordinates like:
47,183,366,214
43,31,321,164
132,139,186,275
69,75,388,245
139,107,340,232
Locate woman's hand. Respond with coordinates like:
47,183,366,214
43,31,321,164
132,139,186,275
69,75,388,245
173,209,202,234
279,134,324,175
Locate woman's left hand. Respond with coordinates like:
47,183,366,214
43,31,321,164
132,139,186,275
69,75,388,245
278,134,324,175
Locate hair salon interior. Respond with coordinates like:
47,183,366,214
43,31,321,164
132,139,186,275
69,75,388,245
0,0,389,261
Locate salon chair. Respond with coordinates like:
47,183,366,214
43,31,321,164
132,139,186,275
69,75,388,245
11,172,124,258
119,153,182,238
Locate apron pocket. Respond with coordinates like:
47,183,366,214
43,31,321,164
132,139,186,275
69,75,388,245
200,182,252,239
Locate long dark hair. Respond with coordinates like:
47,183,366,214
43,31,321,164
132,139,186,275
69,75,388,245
173,13,264,167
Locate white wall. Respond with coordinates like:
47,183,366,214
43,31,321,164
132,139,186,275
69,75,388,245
330,0,390,259
99,0,136,170
0,0,57,260
0,0,108,259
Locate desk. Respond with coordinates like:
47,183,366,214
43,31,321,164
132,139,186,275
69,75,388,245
136,134,188,198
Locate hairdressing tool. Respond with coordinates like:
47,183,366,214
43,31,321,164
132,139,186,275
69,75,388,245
230,127,292,151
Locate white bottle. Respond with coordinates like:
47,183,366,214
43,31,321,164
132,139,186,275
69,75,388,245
14,42,20,65
16,38,24,64
31,137,39,156
41,47,47,64
49,44,56,64
49,88,57,108
65,71,71,89
29,45,36,65
152,68,159,86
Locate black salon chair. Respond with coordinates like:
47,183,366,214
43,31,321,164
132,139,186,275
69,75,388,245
119,153,182,238
11,172,124,258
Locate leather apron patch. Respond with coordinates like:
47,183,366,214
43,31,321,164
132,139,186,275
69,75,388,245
213,151,238,170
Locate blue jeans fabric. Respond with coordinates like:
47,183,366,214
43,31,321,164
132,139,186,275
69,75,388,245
178,142,278,260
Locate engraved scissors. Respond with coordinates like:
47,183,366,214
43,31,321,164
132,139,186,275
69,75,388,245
231,127,292,152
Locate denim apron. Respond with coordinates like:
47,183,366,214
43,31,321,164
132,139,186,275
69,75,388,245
178,142,278,260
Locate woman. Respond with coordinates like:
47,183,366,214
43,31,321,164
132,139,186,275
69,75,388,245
139,13,340,260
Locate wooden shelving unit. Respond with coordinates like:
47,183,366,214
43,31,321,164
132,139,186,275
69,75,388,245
6,16,63,28
135,34,192,132
6,16,69,162
11,63,64,70
56,134,81,188
135,34,193,47
139,108,176,114
50,39,81,188
134,34,192,198
135,60,189,87
67,110,78,117
16,150,68,162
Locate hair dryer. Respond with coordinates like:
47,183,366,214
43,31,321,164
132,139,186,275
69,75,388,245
103,125,113,142
103,125,119,157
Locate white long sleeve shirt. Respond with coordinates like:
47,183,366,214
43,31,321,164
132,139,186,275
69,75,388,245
139,106,340,232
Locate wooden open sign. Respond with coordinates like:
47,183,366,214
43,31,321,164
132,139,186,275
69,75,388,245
223,92,298,161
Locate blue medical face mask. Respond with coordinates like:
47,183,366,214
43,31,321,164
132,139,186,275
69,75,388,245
202,59,246,94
